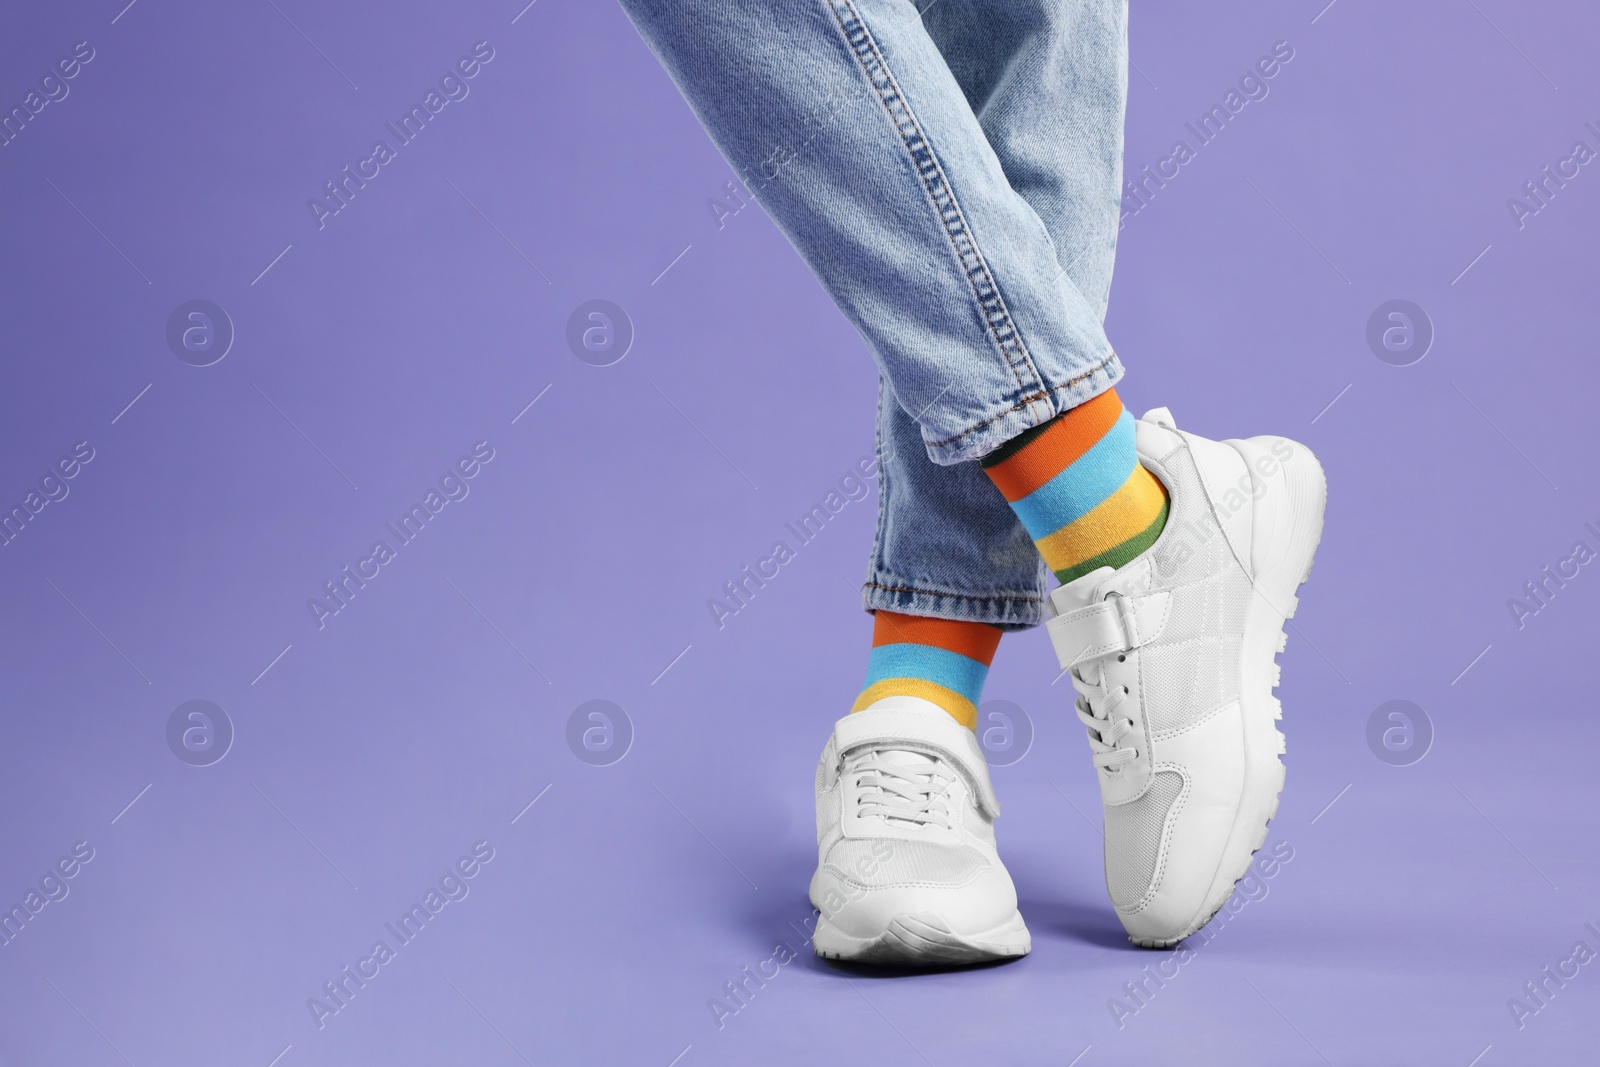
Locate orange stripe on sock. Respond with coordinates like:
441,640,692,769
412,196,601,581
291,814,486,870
983,389,1125,502
870,611,1002,667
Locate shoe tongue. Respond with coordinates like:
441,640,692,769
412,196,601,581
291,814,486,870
875,747,936,768
841,743,940,778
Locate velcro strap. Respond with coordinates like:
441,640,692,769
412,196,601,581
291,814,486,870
1046,591,1171,671
834,705,1001,819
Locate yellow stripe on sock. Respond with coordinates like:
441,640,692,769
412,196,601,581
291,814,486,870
850,678,978,730
1033,464,1167,576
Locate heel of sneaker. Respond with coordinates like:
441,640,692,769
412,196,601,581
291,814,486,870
1231,435,1327,603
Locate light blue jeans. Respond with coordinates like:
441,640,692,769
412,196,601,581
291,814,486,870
620,0,1128,627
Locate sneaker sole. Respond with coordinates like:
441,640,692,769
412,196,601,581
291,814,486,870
812,910,1031,965
1129,435,1327,949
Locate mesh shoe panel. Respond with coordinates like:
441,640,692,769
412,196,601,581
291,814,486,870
1140,637,1241,736
824,839,988,888
1104,770,1185,907
1159,573,1253,644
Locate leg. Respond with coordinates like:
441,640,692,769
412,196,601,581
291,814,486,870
620,0,1100,965
912,3,1329,957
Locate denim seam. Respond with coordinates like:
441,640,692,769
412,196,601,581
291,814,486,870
926,351,1119,450
865,581,1043,606
868,377,892,597
824,0,1042,400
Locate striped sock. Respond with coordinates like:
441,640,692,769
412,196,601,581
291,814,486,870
980,388,1168,584
850,611,1003,730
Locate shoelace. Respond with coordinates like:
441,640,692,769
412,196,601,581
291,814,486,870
1070,650,1138,772
844,748,956,829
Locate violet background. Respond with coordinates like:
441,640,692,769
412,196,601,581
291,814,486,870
2,1,1597,1064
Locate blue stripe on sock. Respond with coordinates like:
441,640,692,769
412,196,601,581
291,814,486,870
1008,409,1137,540
862,644,990,707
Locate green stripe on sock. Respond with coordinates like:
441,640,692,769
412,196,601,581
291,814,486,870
1053,497,1169,584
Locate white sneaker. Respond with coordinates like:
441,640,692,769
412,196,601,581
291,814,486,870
809,696,1031,964
1048,407,1326,948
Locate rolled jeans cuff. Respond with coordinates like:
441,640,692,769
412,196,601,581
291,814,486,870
861,574,1046,630
921,349,1124,466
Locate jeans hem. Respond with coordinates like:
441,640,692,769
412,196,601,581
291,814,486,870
922,350,1124,465
861,577,1045,630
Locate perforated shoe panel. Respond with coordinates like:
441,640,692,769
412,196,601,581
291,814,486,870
1103,770,1185,908
1140,637,1241,736
823,838,988,888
